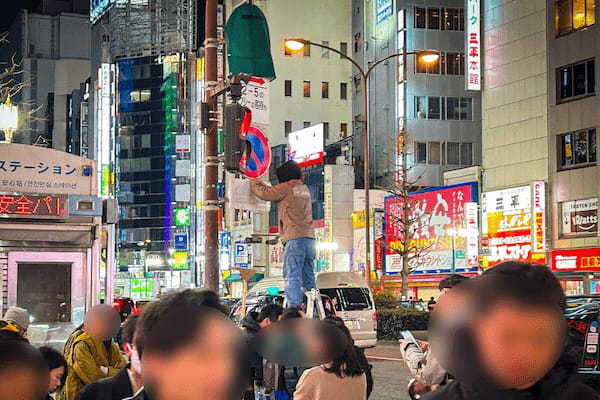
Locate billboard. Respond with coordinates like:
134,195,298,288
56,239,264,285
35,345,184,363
481,183,547,268
91,0,126,23
561,198,598,236
288,124,324,167
384,182,479,274
466,0,481,90
551,248,600,272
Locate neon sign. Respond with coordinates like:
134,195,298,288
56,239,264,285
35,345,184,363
0,193,68,219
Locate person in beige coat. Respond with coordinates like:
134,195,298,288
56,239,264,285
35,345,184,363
294,320,367,400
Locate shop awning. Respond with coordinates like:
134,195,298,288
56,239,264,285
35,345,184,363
223,272,264,283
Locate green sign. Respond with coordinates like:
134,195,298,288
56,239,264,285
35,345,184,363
174,208,191,226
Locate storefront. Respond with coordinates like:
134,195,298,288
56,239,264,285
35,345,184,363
551,248,600,295
0,144,103,343
383,182,480,294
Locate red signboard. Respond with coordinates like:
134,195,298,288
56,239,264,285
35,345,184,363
551,248,600,272
384,182,478,274
0,193,68,219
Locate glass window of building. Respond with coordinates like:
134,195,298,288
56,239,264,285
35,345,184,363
416,142,427,163
340,82,348,100
443,8,462,30
556,0,595,35
428,8,441,29
341,123,348,137
428,97,441,119
322,41,330,58
323,122,329,139
447,142,460,164
304,121,311,128
340,42,348,58
284,80,292,97
429,141,441,164
459,98,473,120
415,96,427,119
303,81,311,97
303,43,311,57
415,7,426,28
461,143,473,165
559,128,597,169
284,121,292,137
557,59,595,102
446,53,462,75
321,82,329,99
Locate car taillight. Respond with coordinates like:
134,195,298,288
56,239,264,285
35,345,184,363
372,312,377,330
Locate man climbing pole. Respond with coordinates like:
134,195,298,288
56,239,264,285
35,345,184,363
250,160,315,307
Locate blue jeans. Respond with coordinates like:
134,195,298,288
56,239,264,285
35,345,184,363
283,238,316,306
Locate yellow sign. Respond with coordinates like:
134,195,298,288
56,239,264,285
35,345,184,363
352,211,374,228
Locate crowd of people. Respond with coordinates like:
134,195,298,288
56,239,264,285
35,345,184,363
3,261,600,400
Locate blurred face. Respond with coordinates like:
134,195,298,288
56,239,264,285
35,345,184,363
472,300,564,389
48,366,65,393
143,316,242,400
86,310,120,340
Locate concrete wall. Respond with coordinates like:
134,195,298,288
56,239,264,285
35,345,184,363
482,0,549,191
546,0,600,251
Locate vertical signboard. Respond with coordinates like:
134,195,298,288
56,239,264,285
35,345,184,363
465,202,479,267
466,0,481,91
531,181,546,253
97,63,114,198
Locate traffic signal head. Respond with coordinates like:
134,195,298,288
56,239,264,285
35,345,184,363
224,104,252,172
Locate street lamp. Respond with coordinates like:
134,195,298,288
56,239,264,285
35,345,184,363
0,98,18,143
284,37,439,285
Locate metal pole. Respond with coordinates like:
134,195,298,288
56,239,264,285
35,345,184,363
363,77,372,286
203,0,219,292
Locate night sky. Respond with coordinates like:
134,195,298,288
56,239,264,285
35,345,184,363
0,1,41,31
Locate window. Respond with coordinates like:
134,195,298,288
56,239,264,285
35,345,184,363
442,8,461,30
458,98,473,120
559,128,597,169
340,82,348,100
284,80,292,97
284,121,292,137
303,43,311,57
341,123,348,138
429,142,441,164
304,121,311,128
323,122,329,139
303,81,311,97
416,51,463,75
415,96,427,119
446,53,464,75
354,33,361,53
340,42,348,58
447,142,460,164
556,0,595,35
460,143,473,165
428,97,441,119
416,142,427,163
415,7,426,28
321,82,329,99
427,8,440,29
321,41,330,58
558,59,595,102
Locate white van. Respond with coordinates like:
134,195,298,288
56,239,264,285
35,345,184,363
244,272,378,348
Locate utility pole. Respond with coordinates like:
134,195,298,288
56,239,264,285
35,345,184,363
203,0,219,291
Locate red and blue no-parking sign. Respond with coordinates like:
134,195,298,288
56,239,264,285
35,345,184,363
240,126,271,178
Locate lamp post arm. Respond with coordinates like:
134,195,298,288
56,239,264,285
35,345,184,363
365,51,420,78
305,40,367,79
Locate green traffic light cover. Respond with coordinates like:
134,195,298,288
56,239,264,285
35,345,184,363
225,3,276,79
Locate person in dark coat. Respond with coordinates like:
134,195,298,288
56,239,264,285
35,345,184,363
75,314,142,400
423,261,600,400
241,304,284,400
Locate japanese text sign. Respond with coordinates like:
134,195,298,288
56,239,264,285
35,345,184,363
466,0,481,91
552,248,600,272
0,144,96,196
0,193,68,219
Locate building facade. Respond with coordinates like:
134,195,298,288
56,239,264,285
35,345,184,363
7,5,91,150
352,0,482,189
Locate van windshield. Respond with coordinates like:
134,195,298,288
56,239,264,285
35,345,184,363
320,288,373,311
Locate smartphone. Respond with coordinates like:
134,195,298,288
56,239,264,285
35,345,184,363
401,330,422,350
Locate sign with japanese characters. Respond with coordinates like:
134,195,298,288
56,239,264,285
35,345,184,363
384,182,479,274
376,0,393,24
466,0,481,91
481,184,546,268
0,144,96,196
551,248,600,272
561,198,598,236
241,78,269,125
0,193,68,219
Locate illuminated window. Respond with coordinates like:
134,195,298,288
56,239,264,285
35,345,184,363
556,0,595,36
321,82,329,98
559,128,597,170
340,123,348,138
303,81,311,97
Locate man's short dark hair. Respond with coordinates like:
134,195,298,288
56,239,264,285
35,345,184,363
438,274,469,291
257,304,284,323
121,314,140,346
481,261,566,313
276,161,302,183
135,289,226,357
281,306,303,320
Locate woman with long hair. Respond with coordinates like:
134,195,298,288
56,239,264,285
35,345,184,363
38,346,68,400
294,317,367,400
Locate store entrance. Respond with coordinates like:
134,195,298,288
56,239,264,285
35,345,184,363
17,263,71,323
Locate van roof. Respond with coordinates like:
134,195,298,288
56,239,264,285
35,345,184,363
317,272,368,288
